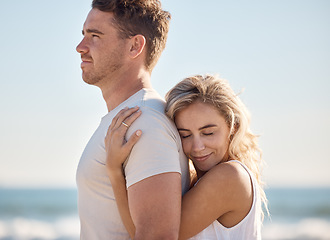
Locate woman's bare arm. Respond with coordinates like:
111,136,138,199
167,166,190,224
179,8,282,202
106,108,253,240
105,107,142,239
107,167,136,238
178,162,253,239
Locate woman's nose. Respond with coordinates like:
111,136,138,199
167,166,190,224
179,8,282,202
192,136,205,152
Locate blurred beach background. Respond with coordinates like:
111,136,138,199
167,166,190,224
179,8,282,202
0,0,329,239
0,188,330,240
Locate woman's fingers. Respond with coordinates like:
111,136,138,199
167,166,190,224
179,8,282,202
104,108,143,170
116,107,140,128
111,106,140,130
109,107,129,131
106,107,142,148
108,106,140,135
119,108,142,130
124,130,142,152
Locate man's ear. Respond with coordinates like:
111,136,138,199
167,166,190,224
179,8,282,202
129,34,146,59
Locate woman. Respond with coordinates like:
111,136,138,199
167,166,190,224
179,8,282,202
105,74,268,239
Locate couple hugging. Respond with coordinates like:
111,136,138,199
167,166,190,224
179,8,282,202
76,1,268,239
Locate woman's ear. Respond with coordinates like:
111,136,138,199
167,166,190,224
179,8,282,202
129,34,146,59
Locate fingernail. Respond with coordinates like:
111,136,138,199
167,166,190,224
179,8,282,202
136,130,142,136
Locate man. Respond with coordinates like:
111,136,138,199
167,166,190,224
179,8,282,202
76,0,190,239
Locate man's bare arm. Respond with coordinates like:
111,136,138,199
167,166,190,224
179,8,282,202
128,172,182,240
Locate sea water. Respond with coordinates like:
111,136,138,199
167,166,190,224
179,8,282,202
263,188,330,240
0,187,329,240
0,188,79,240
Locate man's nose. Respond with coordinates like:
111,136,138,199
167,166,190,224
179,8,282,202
76,38,88,54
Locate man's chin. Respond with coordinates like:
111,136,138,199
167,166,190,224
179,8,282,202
82,73,101,86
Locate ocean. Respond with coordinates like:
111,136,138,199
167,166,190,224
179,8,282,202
0,188,329,240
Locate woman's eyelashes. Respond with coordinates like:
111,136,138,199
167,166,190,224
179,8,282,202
180,134,191,139
179,131,215,139
203,132,214,136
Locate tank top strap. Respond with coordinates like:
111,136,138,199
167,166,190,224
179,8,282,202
227,160,254,181
226,160,258,200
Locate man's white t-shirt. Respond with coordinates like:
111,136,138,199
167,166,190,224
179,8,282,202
76,88,190,239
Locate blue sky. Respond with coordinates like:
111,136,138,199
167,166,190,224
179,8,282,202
0,0,329,188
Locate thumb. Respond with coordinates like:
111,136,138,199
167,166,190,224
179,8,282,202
125,130,142,151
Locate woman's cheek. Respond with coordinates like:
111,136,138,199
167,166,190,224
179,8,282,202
182,140,190,158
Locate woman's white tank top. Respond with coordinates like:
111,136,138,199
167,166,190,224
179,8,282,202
188,160,262,240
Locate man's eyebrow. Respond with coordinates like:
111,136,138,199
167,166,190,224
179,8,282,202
82,29,105,35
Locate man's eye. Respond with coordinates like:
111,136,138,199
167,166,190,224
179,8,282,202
92,34,99,38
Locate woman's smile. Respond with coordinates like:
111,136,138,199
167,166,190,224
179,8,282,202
175,100,231,175
191,153,213,162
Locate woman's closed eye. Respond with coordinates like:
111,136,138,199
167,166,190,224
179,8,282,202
180,134,191,139
203,132,214,136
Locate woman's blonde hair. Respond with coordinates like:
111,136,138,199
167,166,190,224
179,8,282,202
165,74,268,219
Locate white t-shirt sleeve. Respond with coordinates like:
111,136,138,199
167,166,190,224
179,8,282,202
124,107,182,188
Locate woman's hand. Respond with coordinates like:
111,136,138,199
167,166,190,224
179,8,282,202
104,107,141,239
105,106,142,171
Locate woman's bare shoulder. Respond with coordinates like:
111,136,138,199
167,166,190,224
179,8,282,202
198,161,252,199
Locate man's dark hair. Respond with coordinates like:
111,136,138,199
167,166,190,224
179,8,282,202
92,0,171,71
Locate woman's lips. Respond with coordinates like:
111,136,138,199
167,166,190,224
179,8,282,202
192,153,212,162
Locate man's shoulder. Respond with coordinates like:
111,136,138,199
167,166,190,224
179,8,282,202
136,88,172,124
131,105,176,136
126,88,179,140
127,89,179,143
140,88,166,112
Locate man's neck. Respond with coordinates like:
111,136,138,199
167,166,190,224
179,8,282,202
100,70,152,112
